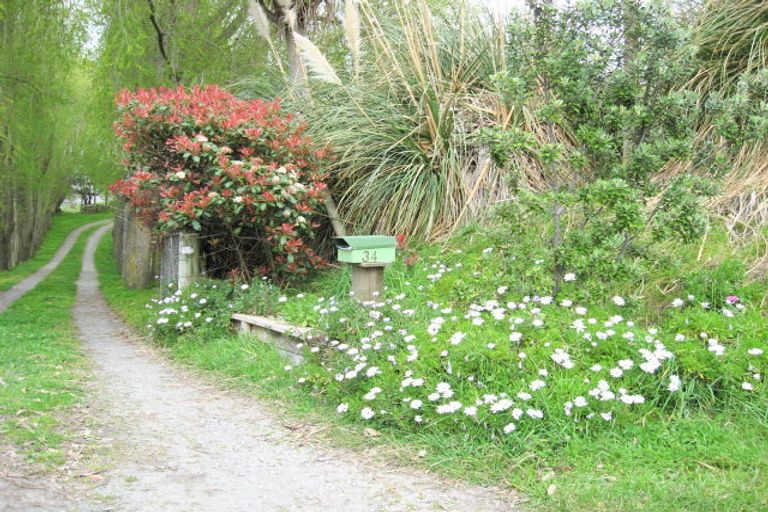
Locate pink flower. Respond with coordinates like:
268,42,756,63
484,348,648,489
726,295,740,304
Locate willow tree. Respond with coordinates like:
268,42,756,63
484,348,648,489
0,1,85,269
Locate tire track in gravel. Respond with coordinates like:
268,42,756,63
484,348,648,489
0,220,110,314
74,226,520,512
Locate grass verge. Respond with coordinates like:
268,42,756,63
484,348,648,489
95,231,767,512
0,224,101,466
0,210,112,292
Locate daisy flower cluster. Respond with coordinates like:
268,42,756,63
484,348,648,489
273,252,766,440
147,284,218,335
146,280,265,336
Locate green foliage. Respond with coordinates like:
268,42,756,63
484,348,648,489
494,173,711,297
682,259,747,308
707,71,768,145
653,174,718,242
477,127,535,172
237,1,515,239
147,279,281,339
137,229,768,430
0,1,89,268
87,0,273,197
483,1,768,294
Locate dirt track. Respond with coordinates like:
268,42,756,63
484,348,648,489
0,220,110,314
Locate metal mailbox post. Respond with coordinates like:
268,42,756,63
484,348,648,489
333,236,396,302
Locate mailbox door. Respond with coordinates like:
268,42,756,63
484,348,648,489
338,247,395,264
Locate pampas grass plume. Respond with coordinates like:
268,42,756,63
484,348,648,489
293,32,342,84
345,0,361,74
248,0,271,43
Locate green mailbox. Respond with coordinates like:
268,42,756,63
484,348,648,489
333,236,397,265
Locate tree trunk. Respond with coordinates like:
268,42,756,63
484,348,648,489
283,22,307,92
621,0,641,167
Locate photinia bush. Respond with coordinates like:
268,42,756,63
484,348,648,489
110,85,331,281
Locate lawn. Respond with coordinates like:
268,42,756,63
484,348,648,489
95,228,768,512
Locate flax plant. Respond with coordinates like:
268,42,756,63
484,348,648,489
279,1,568,240
689,0,768,94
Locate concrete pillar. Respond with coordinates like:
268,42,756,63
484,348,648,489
113,203,126,270
160,231,201,290
122,210,158,289
177,232,200,289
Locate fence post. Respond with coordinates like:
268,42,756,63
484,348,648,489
122,208,158,289
160,231,201,290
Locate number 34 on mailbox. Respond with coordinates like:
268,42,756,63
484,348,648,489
333,236,397,265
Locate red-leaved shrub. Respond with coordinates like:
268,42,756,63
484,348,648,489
110,85,331,281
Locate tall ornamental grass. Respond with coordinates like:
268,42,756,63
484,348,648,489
240,0,571,240
689,0,768,94
682,1,768,236
310,1,514,239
